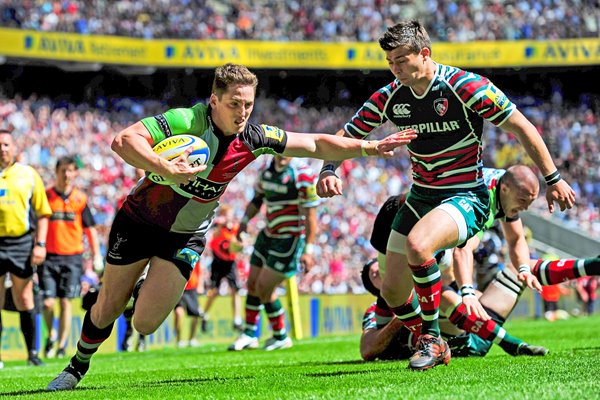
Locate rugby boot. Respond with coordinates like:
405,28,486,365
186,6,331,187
516,342,549,356
263,336,293,351
228,333,259,351
47,364,83,391
408,334,451,371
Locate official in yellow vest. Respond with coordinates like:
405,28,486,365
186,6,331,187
0,129,52,368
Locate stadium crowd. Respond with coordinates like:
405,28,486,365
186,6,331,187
1,0,598,41
1,91,598,294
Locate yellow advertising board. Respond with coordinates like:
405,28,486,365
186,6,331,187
1,28,599,69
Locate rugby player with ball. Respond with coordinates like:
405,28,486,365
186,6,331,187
47,63,417,391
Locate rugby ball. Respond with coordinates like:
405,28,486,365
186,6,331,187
147,134,210,185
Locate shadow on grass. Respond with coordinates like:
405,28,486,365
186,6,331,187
0,376,250,397
572,346,600,354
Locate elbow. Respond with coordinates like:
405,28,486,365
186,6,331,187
111,133,124,154
360,348,376,361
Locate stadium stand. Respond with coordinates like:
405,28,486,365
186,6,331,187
1,0,598,41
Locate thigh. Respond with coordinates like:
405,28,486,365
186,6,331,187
93,261,149,327
255,266,287,299
265,236,304,278
135,258,187,327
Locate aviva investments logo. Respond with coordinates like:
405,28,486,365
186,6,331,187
524,42,600,62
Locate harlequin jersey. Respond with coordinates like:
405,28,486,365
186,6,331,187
121,103,287,235
345,63,516,190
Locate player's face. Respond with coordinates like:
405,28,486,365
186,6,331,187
504,185,539,218
210,84,255,135
0,133,15,169
56,163,77,189
385,46,427,86
369,263,382,290
274,155,292,171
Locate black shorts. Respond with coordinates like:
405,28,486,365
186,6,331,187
209,256,239,291
39,253,83,299
175,289,202,317
105,209,206,280
0,234,34,279
370,195,403,254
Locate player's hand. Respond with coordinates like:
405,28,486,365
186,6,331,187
462,295,490,321
300,253,314,272
518,271,543,293
374,129,417,157
93,255,105,274
316,171,343,198
236,224,248,241
31,245,47,267
164,147,207,186
546,179,576,213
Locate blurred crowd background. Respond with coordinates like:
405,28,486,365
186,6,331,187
1,0,598,41
0,0,598,299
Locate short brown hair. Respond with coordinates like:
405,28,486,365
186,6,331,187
212,63,258,98
379,20,431,54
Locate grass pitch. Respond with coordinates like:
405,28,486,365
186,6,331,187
1,315,599,399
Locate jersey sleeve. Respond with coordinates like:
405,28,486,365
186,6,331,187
296,165,320,208
362,303,378,331
31,170,52,218
344,84,392,139
451,70,516,127
81,204,97,228
240,123,288,156
140,104,209,144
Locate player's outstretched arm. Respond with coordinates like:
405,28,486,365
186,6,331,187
360,318,405,361
501,110,575,212
282,129,417,161
501,219,543,293
316,129,348,198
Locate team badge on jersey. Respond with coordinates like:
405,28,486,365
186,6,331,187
485,84,509,110
433,98,448,116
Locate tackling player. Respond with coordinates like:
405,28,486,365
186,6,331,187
317,20,575,370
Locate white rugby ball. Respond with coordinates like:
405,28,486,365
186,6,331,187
147,134,210,185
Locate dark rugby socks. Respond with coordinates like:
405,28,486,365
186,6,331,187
19,309,36,353
533,257,600,286
389,291,422,337
70,311,114,376
265,299,287,340
242,295,263,338
409,259,441,336
448,303,522,355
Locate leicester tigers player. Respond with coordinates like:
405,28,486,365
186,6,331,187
317,20,575,370
361,165,599,363
47,63,417,391
229,155,319,351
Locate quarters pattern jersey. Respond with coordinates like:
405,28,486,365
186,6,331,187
345,63,515,190
122,103,288,235
256,161,319,238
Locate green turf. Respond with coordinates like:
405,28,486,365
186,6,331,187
1,315,599,399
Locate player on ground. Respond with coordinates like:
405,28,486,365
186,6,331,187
359,258,549,361
317,20,575,370
47,63,416,391
229,155,318,351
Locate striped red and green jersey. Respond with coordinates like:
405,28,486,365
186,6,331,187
345,63,515,190
256,160,319,237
